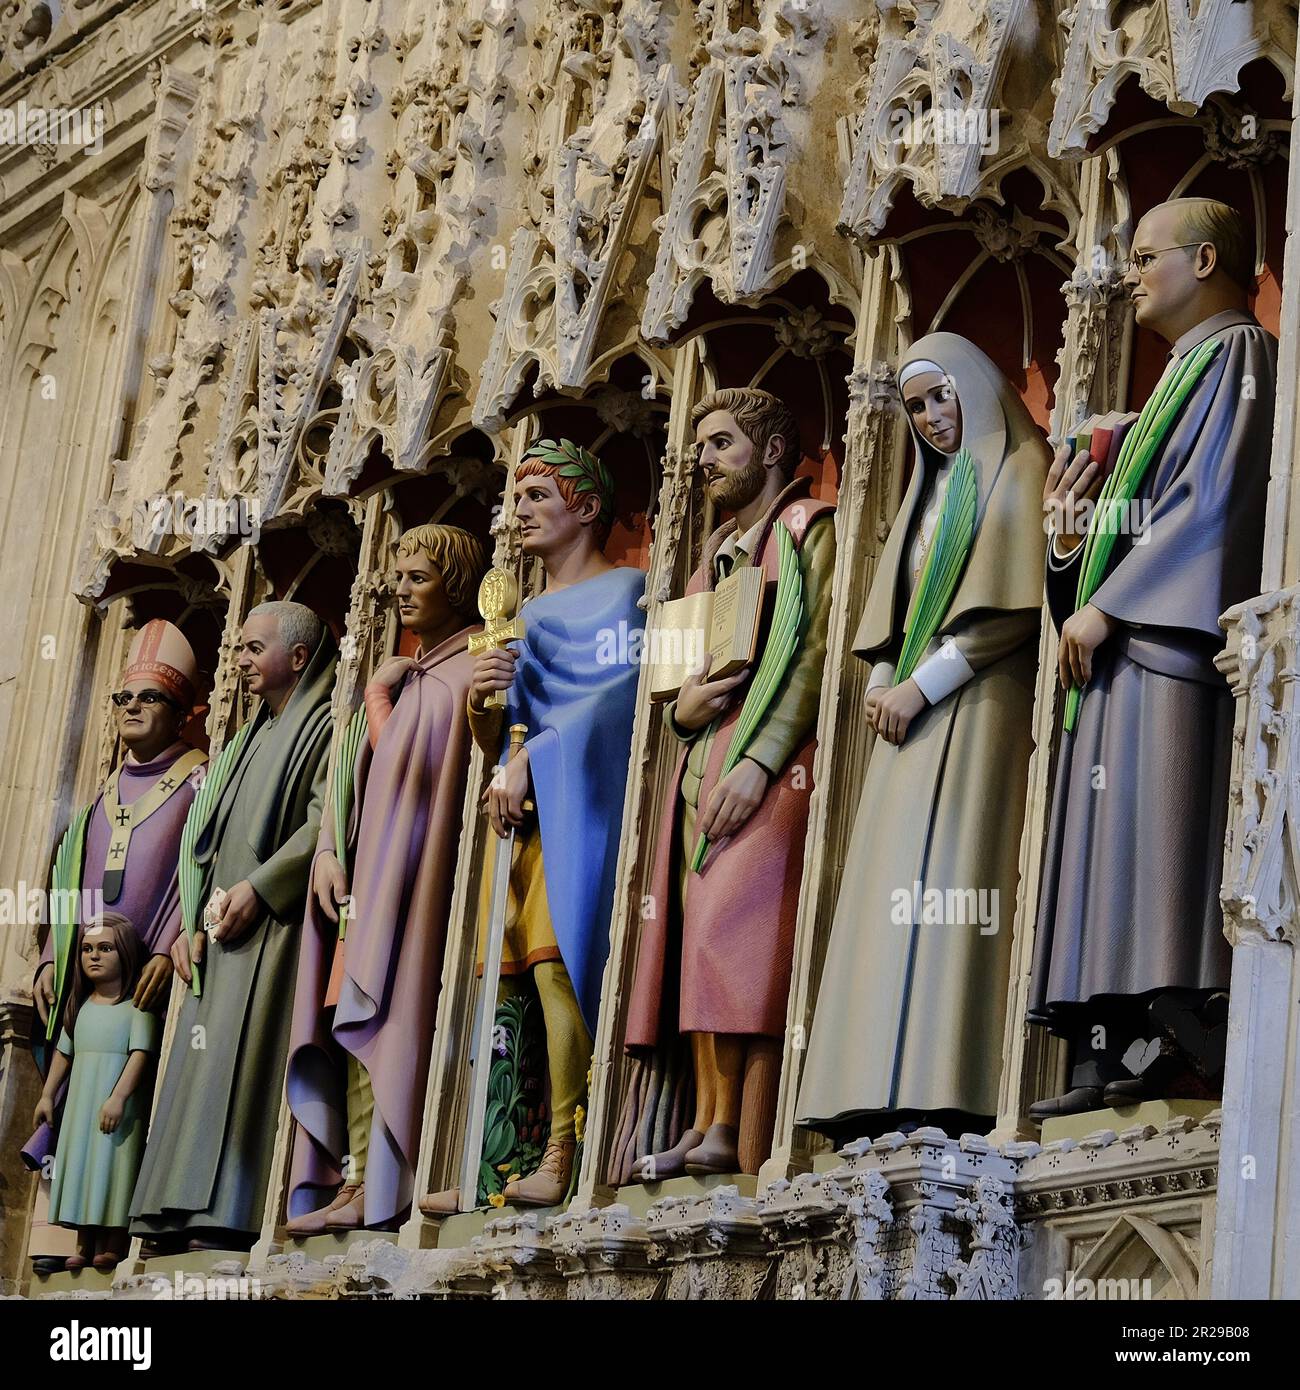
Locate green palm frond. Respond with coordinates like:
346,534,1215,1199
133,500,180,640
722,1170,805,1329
178,721,253,998
1063,336,1222,732
47,803,92,1040
895,447,978,686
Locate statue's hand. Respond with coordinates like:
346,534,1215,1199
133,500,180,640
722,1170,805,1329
1043,440,1104,554
133,954,173,1012
698,757,769,843
170,932,192,982
33,1094,55,1131
210,880,261,946
33,961,54,1027
313,850,349,923
864,684,883,721
371,655,415,691
871,678,926,746
99,1095,124,1135
171,929,206,981
470,647,518,708
674,657,750,733
1058,602,1116,692
483,746,530,839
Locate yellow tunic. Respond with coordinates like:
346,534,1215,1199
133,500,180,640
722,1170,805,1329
468,701,560,975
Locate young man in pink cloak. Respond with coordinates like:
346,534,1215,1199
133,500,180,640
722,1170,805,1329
284,524,488,1233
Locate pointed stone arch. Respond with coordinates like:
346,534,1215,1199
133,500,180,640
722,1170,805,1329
1073,1212,1202,1300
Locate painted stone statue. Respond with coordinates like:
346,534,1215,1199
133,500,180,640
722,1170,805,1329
423,438,645,1211
33,914,159,1272
285,524,488,1234
796,337,1048,1141
26,620,205,1273
1029,198,1277,1118
130,601,337,1252
619,388,836,1180
32,619,206,1039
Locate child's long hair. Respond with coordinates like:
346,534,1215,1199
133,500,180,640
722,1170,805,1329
62,912,144,1037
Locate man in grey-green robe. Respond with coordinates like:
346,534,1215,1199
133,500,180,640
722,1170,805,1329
131,604,337,1249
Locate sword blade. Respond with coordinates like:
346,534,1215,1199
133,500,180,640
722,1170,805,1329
458,822,516,1211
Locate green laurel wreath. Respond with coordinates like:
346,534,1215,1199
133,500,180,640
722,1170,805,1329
524,437,615,531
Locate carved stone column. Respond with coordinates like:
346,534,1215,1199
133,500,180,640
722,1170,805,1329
0,999,40,1294
1211,588,1300,1298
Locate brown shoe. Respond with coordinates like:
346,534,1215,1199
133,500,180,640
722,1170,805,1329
503,1139,576,1207
286,1182,363,1237
419,1187,461,1217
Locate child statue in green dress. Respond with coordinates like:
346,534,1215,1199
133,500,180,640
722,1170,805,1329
32,913,161,1271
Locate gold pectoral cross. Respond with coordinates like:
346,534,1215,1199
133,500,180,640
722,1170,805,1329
468,567,524,710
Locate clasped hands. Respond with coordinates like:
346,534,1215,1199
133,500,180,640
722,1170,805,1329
864,679,927,746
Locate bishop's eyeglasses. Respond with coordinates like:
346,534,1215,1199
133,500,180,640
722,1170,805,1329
110,689,182,710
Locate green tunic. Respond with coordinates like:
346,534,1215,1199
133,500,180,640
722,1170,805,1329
49,1002,159,1230
131,636,336,1239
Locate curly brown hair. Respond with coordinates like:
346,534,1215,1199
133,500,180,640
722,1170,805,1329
691,388,801,478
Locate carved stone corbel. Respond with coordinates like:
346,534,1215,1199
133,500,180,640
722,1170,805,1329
644,1184,773,1300
550,1203,660,1300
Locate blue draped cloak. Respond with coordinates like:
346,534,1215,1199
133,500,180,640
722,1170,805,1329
502,565,646,1033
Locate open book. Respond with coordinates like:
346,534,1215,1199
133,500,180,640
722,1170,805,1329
648,566,765,703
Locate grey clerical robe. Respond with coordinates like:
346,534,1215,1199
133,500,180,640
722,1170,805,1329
131,633,336,1238
1030,310,1276,1027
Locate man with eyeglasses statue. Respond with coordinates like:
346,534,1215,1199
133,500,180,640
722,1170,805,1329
1029,198,1277,1118
26,620,206,1274
32,620,206,1034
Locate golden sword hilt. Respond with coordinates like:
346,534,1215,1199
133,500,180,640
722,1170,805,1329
506,722,535,815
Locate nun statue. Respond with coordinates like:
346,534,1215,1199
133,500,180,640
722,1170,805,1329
796,334,1049,1141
